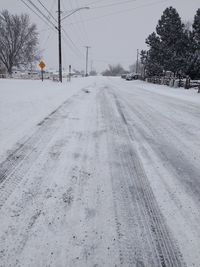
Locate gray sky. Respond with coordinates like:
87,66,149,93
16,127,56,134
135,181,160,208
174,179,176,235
1,0,200,72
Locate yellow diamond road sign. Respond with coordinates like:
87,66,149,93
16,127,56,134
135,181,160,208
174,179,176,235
39,60,46,70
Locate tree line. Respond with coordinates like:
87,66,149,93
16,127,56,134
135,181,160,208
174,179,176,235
0,10,39,75
141,7,200,79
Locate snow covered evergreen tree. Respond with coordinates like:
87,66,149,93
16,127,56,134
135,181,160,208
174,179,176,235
156,7,188,75
145,32,163,76
142,6,200,79
186,8,200,79
193,8,200,47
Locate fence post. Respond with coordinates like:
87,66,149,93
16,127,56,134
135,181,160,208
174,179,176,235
185,76,190,89
198,84,200,93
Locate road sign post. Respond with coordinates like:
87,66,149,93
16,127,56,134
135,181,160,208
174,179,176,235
41,69,44,82
39,60,46,82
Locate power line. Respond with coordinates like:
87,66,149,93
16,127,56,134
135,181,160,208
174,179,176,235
85,0,107,6
41,31,54,49
62,29,84,58
90,0,137,9
36,0,57,23
92,58,133,64
62,34,81,58
41,28,83,61
19,0,56,31
61,0,90,58
70,0,90,43
49,0,57,13
65,0,170,26
20,0,87,81
65,0,87,47
25,0,57,29
40,0,57,49
75,0,90,44
22,0,84,58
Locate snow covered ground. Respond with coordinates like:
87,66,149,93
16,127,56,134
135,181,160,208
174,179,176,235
0,78,95,161
0,77,200,266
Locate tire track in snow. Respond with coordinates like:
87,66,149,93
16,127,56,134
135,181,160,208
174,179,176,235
0,87,98,266
121,97,200,203
100,87,185,266
0,89,88,210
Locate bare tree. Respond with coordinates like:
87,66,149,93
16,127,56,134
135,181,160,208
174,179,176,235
102,64,127,76
0,10,39,74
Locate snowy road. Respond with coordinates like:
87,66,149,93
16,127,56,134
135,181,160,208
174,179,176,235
0,77,200,266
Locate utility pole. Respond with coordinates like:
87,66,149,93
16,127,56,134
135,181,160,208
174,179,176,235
68,65,71,82
91,60,93,73
85,46,91,76
58,0,62,82
136,49,139,74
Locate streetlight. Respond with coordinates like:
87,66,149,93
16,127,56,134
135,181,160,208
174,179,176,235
57,3,90,82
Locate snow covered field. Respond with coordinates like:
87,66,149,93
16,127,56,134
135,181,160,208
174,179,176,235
0,77,200,266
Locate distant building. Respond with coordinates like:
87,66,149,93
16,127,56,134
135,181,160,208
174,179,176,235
11,68,53,80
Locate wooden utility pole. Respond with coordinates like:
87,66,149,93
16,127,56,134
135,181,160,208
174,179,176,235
136,49,139,74
85,46,91,76
58,0,62,82
68,65,71,82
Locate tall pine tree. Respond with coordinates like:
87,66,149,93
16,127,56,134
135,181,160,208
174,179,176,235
142,6,200,79
187,8,200,79
156,7,188,75
145,32,163,76
193,8,200,47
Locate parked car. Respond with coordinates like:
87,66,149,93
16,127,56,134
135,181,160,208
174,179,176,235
121,73,128,79
126,73,140,80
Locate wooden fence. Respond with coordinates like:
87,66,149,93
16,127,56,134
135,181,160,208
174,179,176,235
145,76,200,92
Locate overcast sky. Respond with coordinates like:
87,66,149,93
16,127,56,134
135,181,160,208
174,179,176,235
1,0,200,72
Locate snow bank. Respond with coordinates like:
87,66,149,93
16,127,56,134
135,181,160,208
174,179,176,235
0,77,94,160
124,79,200,104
